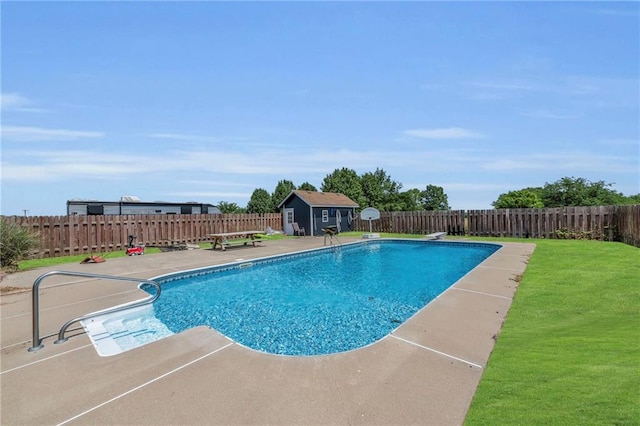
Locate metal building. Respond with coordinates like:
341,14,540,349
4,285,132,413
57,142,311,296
67,196,221,215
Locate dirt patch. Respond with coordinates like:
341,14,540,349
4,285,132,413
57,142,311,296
1,285,30,296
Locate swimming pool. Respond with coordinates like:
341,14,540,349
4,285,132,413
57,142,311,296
84,240,499,356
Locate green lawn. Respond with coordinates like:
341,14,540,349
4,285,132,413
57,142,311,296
465,239,640,425
17,233,285,271
339,231,424,239
17,247,163,270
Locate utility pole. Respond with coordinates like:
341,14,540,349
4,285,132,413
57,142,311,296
23,209,29,217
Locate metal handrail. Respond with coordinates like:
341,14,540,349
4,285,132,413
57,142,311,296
28,270,161,352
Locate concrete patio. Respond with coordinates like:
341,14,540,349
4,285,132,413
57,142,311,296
1,237,534,425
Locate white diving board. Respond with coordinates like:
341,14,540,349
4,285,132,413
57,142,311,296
425,232,447,240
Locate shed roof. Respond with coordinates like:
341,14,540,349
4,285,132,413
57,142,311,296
279,190,359,208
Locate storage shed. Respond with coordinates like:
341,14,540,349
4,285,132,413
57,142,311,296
67,196,221,216
278,190,359,236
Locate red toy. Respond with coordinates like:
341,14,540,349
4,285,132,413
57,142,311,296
126,235,145,256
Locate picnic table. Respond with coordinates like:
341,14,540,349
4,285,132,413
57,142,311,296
208,231,264,251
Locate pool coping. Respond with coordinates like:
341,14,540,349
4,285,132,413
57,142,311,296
1,237,535,425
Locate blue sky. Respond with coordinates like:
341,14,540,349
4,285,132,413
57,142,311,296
2,1,638,216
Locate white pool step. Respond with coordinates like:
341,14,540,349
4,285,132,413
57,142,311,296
81,305,174,356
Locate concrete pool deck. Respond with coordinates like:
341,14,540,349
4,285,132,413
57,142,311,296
1,237,535,425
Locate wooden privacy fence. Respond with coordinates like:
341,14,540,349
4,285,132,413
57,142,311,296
351,205,639,247
3,213,282,258
614,204,640,248
467,205,639,246
3,205,638,259
352,210,466,235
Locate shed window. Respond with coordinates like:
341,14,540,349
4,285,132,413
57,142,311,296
87,205,104,215
322,210,329,222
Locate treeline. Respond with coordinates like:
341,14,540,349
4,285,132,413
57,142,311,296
215,171,639,214
492,176,640,209
218,167,450,214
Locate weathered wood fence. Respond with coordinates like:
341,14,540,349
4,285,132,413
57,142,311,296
351,210,466,235
614,204,640,248
467,205,639,246
2,205,638,259
2,213,281,258
351,205,639,247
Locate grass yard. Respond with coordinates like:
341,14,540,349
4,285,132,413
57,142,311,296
464,239,640,425
17,233,284,271
339,231,424,239
17,247,162,271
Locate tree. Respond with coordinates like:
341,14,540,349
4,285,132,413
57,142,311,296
541,177,624,207
297,182,317,192
623,194,640,204
245,188,273,214
420,185,450,210
398,188,423,211
360,168,403,211
272,180,296,212
492,189,544,209
321,167,365,207
217,201,244,214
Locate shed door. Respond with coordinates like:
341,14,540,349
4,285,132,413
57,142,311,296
283,208,295,235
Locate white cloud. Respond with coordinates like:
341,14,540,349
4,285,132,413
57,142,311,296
1,143,483,183
482,152,638,174
1,93,30,109
0,93,49,112
1,158,141,181
0,163,51,180
148,132,300,149
167,191,253,198
1,149,158,181
466,76,639,106
2,126,104,142
1,148,318,182
177,180,258,188
403,127,484,139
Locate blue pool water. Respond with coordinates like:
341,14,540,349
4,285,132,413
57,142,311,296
144,240,499,356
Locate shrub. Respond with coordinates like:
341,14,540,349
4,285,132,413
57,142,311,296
554,227,604,240
0,218,40,271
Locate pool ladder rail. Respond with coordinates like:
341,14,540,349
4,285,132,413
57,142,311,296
28,270,162,352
